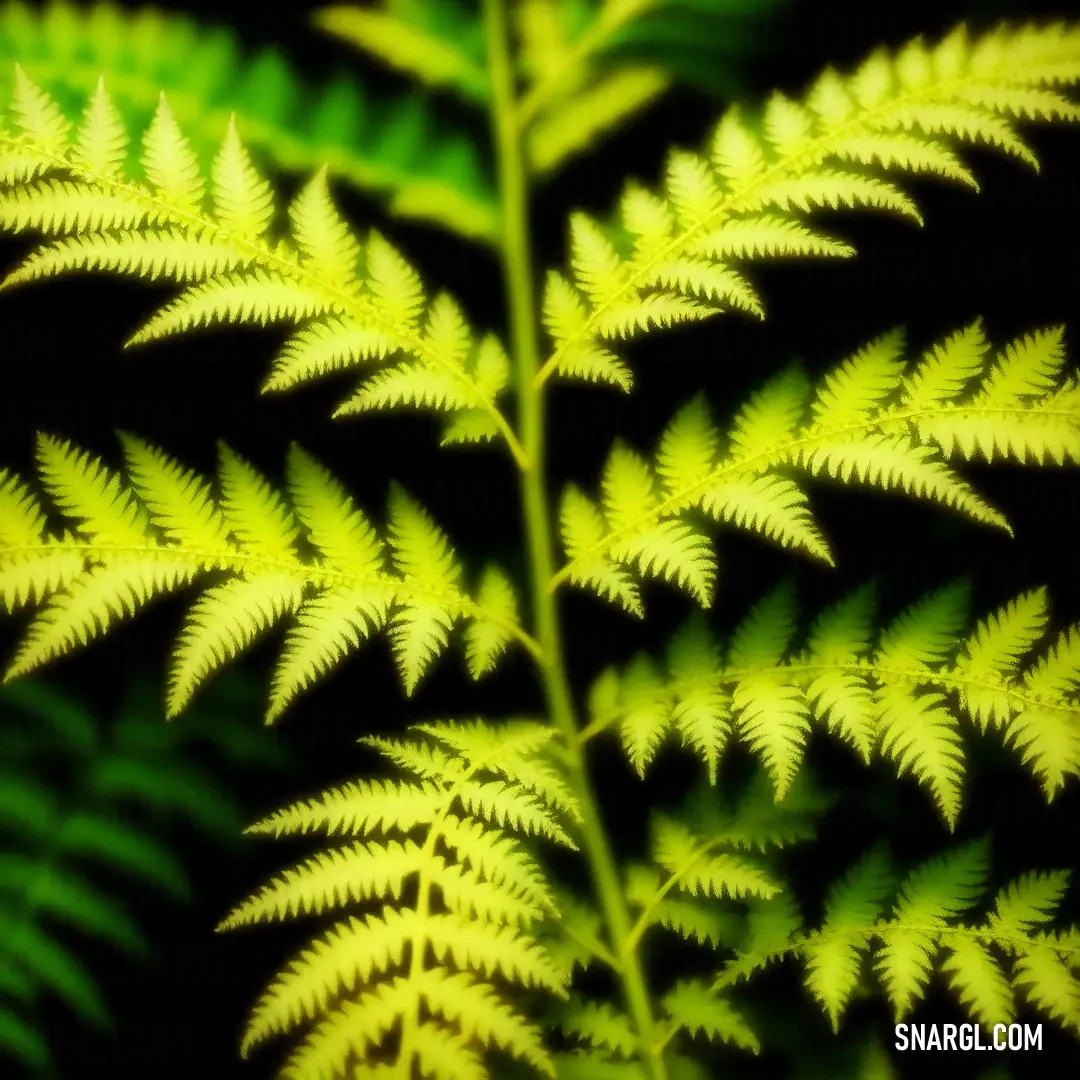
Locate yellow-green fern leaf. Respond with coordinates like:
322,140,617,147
385,483,462,694
73,76,126,179
245,776,445,839
940,935,1014,1029
220,720,571,1077
1003,698,1080,802
703,475,832,567
536,21,1080,391
954,588,1049,731
727,366,810,465
34,434,149,547
920,326,1080,466
140,91,203,211
875,839,988,1020
586,579,1080,822
418,968,553,1077
212,114,274,242
218,839,428,929
650,816,779,902
553,996,637,1058
660,979,759,1052
875,684,966,829
655,394,719,508
0,436,533,718
811,328,907,427
798,842,1080,1038
1012,947,1080,1034
559,484,643,617
664,614,729,784
0,3,497,241
552,322,1080,613
289,165,361,290
10,62,69,154
802,846,894,1032
528,67,669,177
463,565,520,679
899,319,989,411
0,75,525,464
617,654,671,778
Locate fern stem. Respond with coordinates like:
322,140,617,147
483,1,667,1076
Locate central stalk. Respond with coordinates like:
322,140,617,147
481,2,666,1077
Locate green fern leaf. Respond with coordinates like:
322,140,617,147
955,588,1049,730
713,892,803,989
664,613,728,784
625,863,740,948
515,0,784,177
617,653,671,777
0,670,272,1073
0,1,497,241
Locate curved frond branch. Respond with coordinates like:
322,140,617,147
580,578,1080,828
218,719,578,1079
0,73,526,465
0,434,539,721
552,322,1080,609
536,20,1080,390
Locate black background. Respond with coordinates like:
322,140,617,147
1,0,1079,1077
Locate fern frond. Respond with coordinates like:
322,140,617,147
218,719,576,1079
537,21,1080,390
0,669,271,1073
0,0,497,241
649,816,780,903
553,995,638,1057
0,75,525,463
795,839,1080,1035
582,578,1080,825
553,322,1080,612
624,865,741,949
0,434,536,720
658,978,759,1053
713,891,803,989
623,768,826,964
